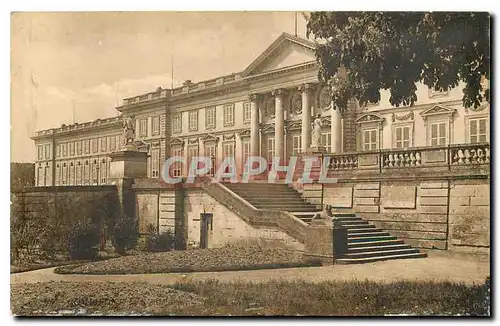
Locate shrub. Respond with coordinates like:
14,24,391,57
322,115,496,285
146,230,175,252
67,219,100,260
112,217,139,254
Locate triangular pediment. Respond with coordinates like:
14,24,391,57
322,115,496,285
287,121,302,131
356,113,385,124
239,129,251,138
261,124,275,134
169,138,184,146
201,134,219,143
420,105,456,118
242,33,316,77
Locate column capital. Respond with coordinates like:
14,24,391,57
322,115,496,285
298,83,314,93
249,93,261,102
271,88,286,97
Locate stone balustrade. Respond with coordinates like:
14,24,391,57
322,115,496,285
322,143,490,174
450,143,490,165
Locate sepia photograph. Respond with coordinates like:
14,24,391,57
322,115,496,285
9,10,491,317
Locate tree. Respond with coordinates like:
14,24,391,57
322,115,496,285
11,163,35,192
305,12,490,112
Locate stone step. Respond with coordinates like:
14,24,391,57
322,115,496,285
347,239,405,248
347,243,412,253
341,248,420,259
336,252,428,264
256,207,318,212
346,227,380,233
340,221,370,226
244,198,311,204
348,235,397,243
239,194,305,199
348,231,390,237
344,225,377,231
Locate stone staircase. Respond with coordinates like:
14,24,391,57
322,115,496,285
294,210,427,264
224,183,319,212
224,182,427,264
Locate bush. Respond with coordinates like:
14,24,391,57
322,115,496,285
112,217,139,254
146,231,175,252
67,219,100,260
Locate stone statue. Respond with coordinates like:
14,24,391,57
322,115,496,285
311,205,333,222
122,116,136,147
311,114,322,147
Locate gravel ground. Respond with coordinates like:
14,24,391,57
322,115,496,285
55,246,316,275
11,281,205,316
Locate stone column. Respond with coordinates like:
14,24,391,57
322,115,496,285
299,83,313,153
272,89,285,163
250,94,260,157
331,108,342,153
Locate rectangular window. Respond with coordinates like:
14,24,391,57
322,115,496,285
37,146,44,160
469,118,488,143
44,144,51,159
55,164,60,185
171,147,183,177
172,114,182,133
223,142,235,160
76,141,83,155
100,137,107,152
92,138,99,153
84,161,90,185
429,122,447,146
109,136,116,151
56,145,61,158
243,102,251,124
150,149,160,178
69,163,75,185
84,140,90,154
139,118,148,137
292,135,302,156
362,129,378,151
100,160,107,184
91,160,98,185
321,132,331,153
242,140,251,172
76,163,82,185
69,142,75,156
187,146,199,171
61,164,68,185
152,116,160,135
394,125,412,149
205,107,216,130
223,104,235,127
188,111,198,131
267,137,275,162
62,143,68,157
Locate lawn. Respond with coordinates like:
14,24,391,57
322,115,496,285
10,278,490,316
55,245,321,275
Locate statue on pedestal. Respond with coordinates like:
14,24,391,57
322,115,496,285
122,116,136,148
311,114,323,148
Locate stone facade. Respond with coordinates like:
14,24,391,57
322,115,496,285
32,32,490,187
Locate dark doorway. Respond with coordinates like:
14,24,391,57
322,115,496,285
200,213,213,249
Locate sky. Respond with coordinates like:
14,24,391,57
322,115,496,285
10,11,309,163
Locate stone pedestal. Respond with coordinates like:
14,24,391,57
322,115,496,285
297,151,326,182
304,222,335,265
109,147,149,180
108,147,148,221
303,219,348,265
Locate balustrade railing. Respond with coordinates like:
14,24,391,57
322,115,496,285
327,154,358,170
323,143,490,174
450,143,490,165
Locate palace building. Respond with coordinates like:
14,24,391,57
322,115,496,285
32,32,490,187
